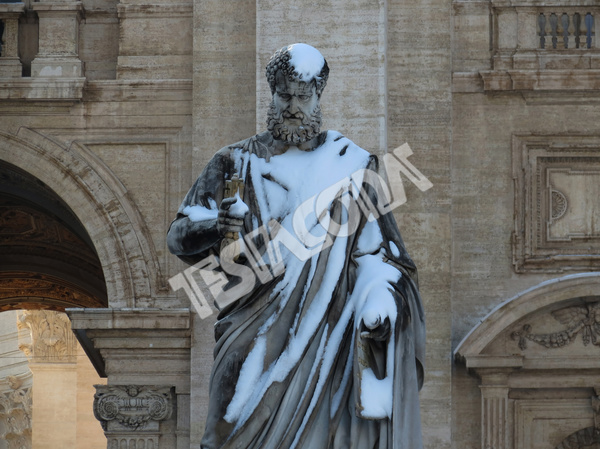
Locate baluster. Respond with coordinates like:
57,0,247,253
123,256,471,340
539,13,547,49
586,13,594,49
562,13,570,48
573,13,581,48
550,13,558,49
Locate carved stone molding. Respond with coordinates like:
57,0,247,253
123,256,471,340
513,134,600,272
0,374,32,449
17,310,77,363
94,385,174,449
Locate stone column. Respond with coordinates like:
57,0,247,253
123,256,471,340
30,0,84,78
0,2,24,77
17,310,79,448
93,385,174,449
477,370,513,449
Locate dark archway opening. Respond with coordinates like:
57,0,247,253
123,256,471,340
0,160,107,311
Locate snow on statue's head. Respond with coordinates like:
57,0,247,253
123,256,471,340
266,44,329,145
266,43,329,97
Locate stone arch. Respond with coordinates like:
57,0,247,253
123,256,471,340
456,272,600,359
455,273,600,449
0,127,158,308
555,427,600,449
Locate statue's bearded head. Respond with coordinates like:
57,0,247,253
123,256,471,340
265,44,329,145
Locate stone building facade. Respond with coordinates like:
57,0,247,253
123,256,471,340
0,0,598,448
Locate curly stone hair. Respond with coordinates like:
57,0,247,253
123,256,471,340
265,45,329,97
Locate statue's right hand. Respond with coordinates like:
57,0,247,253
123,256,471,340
217,197,246,236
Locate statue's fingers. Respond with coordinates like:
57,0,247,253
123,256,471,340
220,197,238,210
218,216,244,227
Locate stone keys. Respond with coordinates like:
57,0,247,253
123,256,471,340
220,172,245,262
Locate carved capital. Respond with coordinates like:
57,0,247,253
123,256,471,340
0,374,32,449
16,310,77,363
93,385,173,433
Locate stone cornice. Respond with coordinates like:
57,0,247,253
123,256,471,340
66,308,191,384
117,3,192,19
0,78,85,101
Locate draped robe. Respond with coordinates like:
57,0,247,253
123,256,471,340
167,130,425,449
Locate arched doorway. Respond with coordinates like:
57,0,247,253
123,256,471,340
0,128,191,448
0,160,107,311
455,273,600,449
0,160,108,449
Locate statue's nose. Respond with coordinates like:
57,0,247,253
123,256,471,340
288,97,300,114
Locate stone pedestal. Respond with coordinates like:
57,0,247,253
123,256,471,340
0,2,24,78
30,1,84,78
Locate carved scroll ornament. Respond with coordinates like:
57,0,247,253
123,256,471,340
93,385,173,431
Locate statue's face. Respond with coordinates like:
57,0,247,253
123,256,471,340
273,75,319,128
267,70,322,145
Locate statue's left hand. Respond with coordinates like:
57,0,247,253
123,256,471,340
360,316,391,342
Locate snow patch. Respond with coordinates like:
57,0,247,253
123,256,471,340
288,43,325,82
359,368,393,418
182,197,218,222
228,192,249,218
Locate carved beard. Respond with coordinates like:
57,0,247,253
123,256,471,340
267,101,322,144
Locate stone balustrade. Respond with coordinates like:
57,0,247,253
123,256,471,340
538,11,595,49
0,2,25,78
0,0,84,100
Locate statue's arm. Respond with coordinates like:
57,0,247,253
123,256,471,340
167,147,248,262
167,148,233,261
167,215,220,257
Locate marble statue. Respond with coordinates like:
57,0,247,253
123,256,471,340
168,43,425,449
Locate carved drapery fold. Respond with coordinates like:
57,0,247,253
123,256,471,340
16,310,78,363
93,385,174,449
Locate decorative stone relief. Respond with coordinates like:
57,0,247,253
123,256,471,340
16,310,77,363
94,385,173,449
512,302,600,350
513,135,600,272
551,189,568,221
0,375,32,449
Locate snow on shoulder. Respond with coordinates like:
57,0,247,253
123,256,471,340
288,43,325,82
